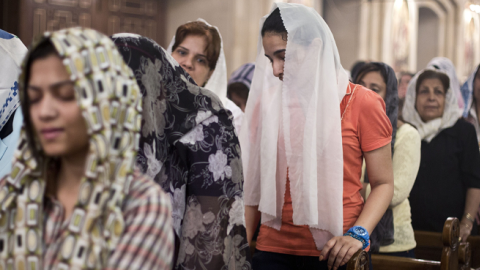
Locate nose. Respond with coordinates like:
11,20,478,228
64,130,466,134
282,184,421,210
38,94,58,121
181,56,194,71
272,60,284,79
427,91,436,101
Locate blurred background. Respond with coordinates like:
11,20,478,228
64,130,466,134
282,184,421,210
0,0,479,80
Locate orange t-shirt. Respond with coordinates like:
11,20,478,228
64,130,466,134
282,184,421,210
256,83,392,256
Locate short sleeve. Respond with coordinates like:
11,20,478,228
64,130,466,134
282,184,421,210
357,90,393,153
460,120,480,189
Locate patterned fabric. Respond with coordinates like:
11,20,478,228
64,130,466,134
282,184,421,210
228,63,255,89
0,27,175,269
0,29,27,132
111,34,251,270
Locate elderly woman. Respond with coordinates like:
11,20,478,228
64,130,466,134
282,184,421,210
403,68,480,242
355,62,421,258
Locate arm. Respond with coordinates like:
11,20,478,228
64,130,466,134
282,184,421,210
460,188,480,241
107,180,174,270
320,143,394,270
245,205,261,245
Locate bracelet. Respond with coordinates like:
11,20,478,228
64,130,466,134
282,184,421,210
464,213,475,223
344,226,370,250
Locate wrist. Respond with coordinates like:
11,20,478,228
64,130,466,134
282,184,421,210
344,226,370,249
464,213,475,223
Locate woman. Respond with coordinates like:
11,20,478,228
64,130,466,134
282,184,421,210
427,57,464,110
0,29,27,178
461,64,480,224
227,63,255,112
241,4,394,270
167,20,243,132
403,68,480,242
461,64,480,142
112,34,251,269
355,62,421,258
0,28,174,269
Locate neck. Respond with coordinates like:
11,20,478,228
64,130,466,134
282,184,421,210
56,147,88,193
397,119,404,128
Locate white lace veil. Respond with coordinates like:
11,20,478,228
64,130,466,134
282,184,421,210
427,57,464,110
240,2,348,249
167,19,243,132
402,68,462,142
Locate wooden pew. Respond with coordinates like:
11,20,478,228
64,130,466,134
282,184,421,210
415,220,480,268
371,218,472,270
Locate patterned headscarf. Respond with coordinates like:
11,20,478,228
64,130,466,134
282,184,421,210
461,64,480,117
0,28,142,269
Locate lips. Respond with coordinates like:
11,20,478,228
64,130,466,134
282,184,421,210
40,128,64,140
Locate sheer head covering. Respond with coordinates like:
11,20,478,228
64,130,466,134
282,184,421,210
228,63,255,89
240,2,348,249
112,34,251,269
427,57,464,110
461,64,480,117
167,19,244,132
0,29,27,131
402,68,462,142
0,28,142,268
353,62,398,251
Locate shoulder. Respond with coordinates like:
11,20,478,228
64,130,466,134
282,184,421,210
348,84,386,113
124,171,171,212
397,123,420,140
444,118,475,137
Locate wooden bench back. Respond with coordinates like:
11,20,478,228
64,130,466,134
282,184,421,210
370,218,473,270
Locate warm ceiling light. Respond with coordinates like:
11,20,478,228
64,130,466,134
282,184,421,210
470,4,480,13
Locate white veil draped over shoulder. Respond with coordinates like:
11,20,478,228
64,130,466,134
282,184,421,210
167,19,244,132
240,3,348,249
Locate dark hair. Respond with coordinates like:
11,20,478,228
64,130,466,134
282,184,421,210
171,21,221,70
227,82,249,100
416,69,450,94
349,61,366,81
261,8,287,38
354,63,388,86
23,39,59,160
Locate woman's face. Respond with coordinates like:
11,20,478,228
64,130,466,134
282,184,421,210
262,32,287,81
27,54,89,157
172,35,213,86
358,71,387,100
415,78,446,122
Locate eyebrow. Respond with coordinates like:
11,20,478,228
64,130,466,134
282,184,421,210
28,80,73,91
178,46,208,59
273,49,286,56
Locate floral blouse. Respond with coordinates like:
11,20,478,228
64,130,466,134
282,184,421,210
112,34,251,270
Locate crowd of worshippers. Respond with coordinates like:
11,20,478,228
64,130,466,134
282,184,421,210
0,2,478,270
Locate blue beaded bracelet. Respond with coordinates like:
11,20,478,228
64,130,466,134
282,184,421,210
343,226,370,249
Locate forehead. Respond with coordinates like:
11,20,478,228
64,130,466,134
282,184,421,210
420,78,443,87
28,54,69,85
262,33,287,52
362,71,384,84
179,35,208,53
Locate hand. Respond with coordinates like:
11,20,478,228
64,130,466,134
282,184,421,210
459,219,473,243
319,236,363,270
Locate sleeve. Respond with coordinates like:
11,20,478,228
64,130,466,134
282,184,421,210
460,121,480,189
389,125,421,207
174,110,252,270
357,90,393,153
106,177,174,270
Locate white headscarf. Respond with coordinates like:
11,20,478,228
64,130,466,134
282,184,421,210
402,68,462,142
0,30,26,131
240,3,347,249
427,57,464,110
167,19,243,132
